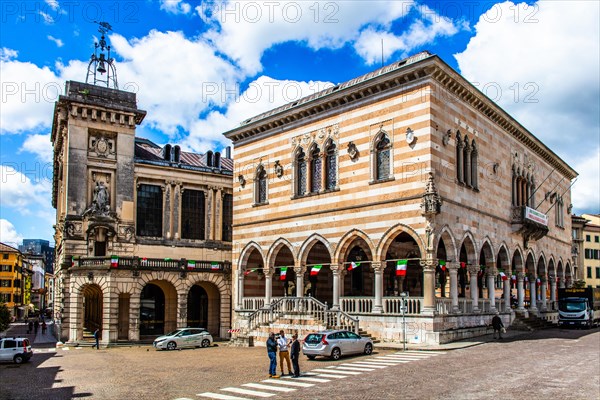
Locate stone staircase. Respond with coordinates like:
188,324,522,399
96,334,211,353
511,312,556,331
358,328,380,344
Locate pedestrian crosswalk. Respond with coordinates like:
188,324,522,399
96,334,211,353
194,350,445,400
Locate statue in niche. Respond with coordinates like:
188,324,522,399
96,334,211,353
84,181,111,217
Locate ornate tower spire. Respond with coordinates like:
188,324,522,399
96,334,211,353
86,21,118,89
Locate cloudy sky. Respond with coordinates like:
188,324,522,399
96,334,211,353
1,0,598,247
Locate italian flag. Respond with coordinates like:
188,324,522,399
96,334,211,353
499,271,508,281
348,262,361,271
536,278,541,287
141,257,148,264
460,262,466,269
439,260,447,271
511,275,517,283
211,262,220,270
396,260,407,277
71,257,76,267
244,268,257,276
110,255,118,268
280,267,288,281
311,265,322,276
187,260,195,270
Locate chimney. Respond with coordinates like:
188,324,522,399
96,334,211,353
225,146,232,159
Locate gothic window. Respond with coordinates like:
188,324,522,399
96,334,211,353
325,140,337,190
136,184,163,237
182,189,205,240
310,145,322,193
255,165,267,204
375,133,391,181
222,194,233,242
456,131,464,183
463,135,471,187
470,140,478,189
555,196,564,228
296,148,307,196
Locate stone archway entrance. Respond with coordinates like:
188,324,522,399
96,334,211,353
140,281,177,336
383,232,423,297
187,282,222,336
82,284,102,333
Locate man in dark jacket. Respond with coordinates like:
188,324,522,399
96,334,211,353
266,332,279,378
290,333,301,377
491,313,504,339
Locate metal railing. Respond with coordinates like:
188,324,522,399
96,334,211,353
435,298,507,314
339,297,423,315
71,256,231,273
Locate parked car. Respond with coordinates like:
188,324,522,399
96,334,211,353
302,330,373,360
0,337,33,364
153,328,213,350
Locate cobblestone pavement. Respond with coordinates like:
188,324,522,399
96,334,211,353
1,326,598,400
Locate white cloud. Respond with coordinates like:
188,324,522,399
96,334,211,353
0,49,63,134
354,5,463,65
160,0,191,14
0,165,52,210
200,0,416,75
47,35,64,48
184,76,333,152
38,10,54,24
44,0,60,10
0,219,23,248
20,134,53,163
454,1,600,213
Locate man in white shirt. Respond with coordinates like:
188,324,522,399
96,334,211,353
277,330,292,376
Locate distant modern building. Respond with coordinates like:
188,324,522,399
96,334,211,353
0,243,25,318
581,214,600,288
24,254,47,312
20,239,55,274
224,52,577,345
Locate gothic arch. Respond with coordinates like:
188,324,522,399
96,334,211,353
238,241,266,271
537,253,548,276
458,231,478,264
512,247,524,272
479,237,496,265
377,223,425,263
267,238,297,270
334,229,376,266
298,233,334,266
435,225,458,263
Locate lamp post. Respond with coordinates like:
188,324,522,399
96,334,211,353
400,291,408,352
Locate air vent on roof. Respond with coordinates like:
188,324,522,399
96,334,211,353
163,144,172,161
206,150,214,167
173,145,181,163
214,152,221,169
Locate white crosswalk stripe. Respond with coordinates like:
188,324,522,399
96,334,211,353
351,360,399,366
242,383,296,392
282,376,330,383
260,379,314,387
221,387,276,397
312,368,361,375
374,357,410,363
312,373,347,379
197,393,249,400
346,362,388,368
332,365,375,372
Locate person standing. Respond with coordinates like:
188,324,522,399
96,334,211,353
277,330,292,376
34,320,39,336
92,328,100,349
290,333,301,378
266,332,279,378
27,320,33,334
491,313,504,339
41,321,47,335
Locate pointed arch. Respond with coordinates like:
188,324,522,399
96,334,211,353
267,238,297,270
435,225,458,263
537,253,547,276
377,223,425,263
479,237,496,265
298,233,334,266
512,247,524,273
294,146,307,197
254,163,268,204
238,241,266,271
324,138,338,190
308,142,322,193
334,229,376,266
372,129,392,181
458,231,478,265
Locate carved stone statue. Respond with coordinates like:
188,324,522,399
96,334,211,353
84,181,111,217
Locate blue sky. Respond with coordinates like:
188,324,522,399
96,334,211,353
1,0,599,247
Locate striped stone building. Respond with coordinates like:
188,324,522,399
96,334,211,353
51,81,233,345
224,52,577,345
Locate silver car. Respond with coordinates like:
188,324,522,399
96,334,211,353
0,337,33,364
302,330,373,360
153,328,213,350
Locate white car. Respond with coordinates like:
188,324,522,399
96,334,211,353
0,337,33,364
153,328,213,350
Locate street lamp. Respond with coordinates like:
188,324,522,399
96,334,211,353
400,291,408,352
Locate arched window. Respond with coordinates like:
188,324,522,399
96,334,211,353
456,131,464,183
325,140,337,190
296,148,307,196
375,133,391,181
463,135,471,187
255,165,267,204
470,139,478,189
310,145,322,193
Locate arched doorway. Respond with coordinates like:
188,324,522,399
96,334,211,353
479,242,494,299
188,282,221,336
304,241,332,305
458,238,476,298
272,245,296,298
342,240,373,297
382,232,422,297
82,284,102,333
242,247,265,305
435,237,449,298
140,281,177,336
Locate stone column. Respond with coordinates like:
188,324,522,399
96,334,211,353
421,259,437,316
331,265,341,310
215,188,223,241
540,277,548,311
237,269,245,309
558,276,566,289
468,266,480,312
294,263,304,298
550,277,557,306
339,269,346,301
372,262,383,314
517,272,525,310
503,276,511,313
487,267,497,312
264,267,273,307
448,263,460,313
177,292,188,328
529,278,538,311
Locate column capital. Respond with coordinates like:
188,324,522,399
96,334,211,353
517,271,525,280
467,265,479,275
420,258,437,272
263,267,274,276
293,265,304,274
447,262,460,272
486,266,498,276
371,261,383,273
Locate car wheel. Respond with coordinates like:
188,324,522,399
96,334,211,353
306,355,316,360
364,343,373,355
330,348,341,360
166,341,177,351
201,339,210,348
14,355,24,364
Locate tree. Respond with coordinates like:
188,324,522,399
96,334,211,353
572,279,586,288
0,303,11,333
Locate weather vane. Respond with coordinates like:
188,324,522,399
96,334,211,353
85,21,118,89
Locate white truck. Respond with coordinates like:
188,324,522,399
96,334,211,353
558,288,600,328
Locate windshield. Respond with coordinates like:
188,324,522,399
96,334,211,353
304,334,324,344
559,300,586,312
165,330,182,337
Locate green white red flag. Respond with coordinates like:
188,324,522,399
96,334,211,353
499,271,508,281
187,260,195,270
348,262,360,271
439,260,446,271
110,255,118,268
396,260,407,276
211,262,220,270
311,265,322,276
280,267,288,281
244,268,257,276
